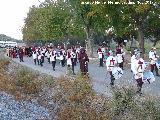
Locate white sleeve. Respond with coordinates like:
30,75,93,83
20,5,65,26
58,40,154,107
106,57,110,67
149,52,152,59
132,60,138,75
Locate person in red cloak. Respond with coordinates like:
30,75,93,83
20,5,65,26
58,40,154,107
79,48,89,76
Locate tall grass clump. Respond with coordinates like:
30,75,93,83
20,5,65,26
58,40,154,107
55,74,113,120
55,77,160,120
15,68,41,94
109,87,160,120
0,58,16,93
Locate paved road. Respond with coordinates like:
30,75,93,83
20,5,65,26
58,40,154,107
11,56,160,97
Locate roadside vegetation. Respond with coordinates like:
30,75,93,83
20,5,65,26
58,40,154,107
0,58,160,120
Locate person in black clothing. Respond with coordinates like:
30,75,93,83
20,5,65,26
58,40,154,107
19,48,24,62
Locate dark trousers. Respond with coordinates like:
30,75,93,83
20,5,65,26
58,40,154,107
52,61,56,70
34,59,36,65
19,56,24,62
151,64,159,75
99,58,103,67
109,72,115,85
38,59,43,66
71,58,77,66
72,63,75,74
119,62,123,69
61,59,65,67
47,58,50,63
67,64,75,74
136,78,143,93
41,56,44,63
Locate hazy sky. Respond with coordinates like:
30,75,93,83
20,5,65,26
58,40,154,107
0,0,44,40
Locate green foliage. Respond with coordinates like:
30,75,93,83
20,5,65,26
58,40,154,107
112,87,135,116
22,0,85,43
22,0,160,56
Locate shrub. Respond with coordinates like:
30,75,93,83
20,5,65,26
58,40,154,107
56,78,160,120
0,58,10,71
15,68,41,94
56,75,113,120
44,76,55,87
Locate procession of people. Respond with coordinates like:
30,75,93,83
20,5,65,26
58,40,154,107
6,43,159,96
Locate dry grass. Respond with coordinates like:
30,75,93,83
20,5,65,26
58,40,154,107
54,75,160,120
55,75,113,120
0,58,16,93
15,68,41,94
0,58,42,100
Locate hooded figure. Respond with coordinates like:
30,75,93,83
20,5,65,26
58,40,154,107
79,48,89,76
18,47,24,62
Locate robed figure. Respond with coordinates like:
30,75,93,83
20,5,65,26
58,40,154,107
79,48,89,75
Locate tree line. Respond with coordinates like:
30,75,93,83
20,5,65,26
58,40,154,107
22,0,160,57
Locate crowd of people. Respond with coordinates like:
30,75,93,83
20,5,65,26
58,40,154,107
6,45,89,76
97,44,159,95
6,44,160,95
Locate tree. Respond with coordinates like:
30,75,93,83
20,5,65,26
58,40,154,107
22,0,85,46
69,0,109,57
100,0,160,57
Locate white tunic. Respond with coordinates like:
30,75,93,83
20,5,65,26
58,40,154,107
38,54,41,60
32,53,37,59
50,55,56,61
98,52,103,59
116,54,123,63
101,47,105,53
45,51,50,58
149,51,159,64
66,53,72,66
131,55,136,72
132,58,146,79
71,52,76,59
106,56,117,71
67,58,72,65
59,55,64,61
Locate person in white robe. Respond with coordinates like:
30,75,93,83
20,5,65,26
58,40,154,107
50,50,56,71
97,47,104,67
132,52,146,95
106,51,117,86
149,47,159,76
32,51,37,65
37,51,43,66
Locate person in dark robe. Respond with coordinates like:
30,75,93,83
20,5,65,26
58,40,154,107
19,48,24,62
79,48,89,76
12,49,16,58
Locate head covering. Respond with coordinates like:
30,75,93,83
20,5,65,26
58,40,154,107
135,50,141,58
151,47,156,50
98,48,102,52
80,47,85,53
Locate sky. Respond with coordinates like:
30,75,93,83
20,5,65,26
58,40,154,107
0,0,44,40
